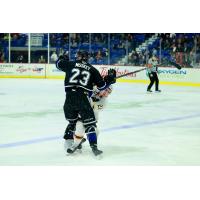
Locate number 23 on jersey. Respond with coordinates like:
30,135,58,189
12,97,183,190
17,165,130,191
69,68,91,86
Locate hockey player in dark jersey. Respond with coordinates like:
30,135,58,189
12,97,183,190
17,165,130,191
56,51,116,156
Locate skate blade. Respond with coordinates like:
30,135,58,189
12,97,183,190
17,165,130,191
92,153,103,160
66,152,77,156
95,154,103,160
76,149,82,154
97,154,103,160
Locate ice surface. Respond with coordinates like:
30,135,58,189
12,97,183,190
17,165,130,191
0,78,200,165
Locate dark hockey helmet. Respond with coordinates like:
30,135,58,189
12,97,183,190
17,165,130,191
76,50,89,62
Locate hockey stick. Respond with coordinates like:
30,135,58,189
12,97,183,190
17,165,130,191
116,59,182,79
116,68,147,79
158,58,182,70
166,60,182,70
67,138,86,154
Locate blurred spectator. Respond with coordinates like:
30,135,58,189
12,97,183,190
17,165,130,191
95,50,104,64
3,34,9,40
183,43,192,67
183,42,189,53
50,34,56,47
196,46,200,64
96,50,102,60
129,51,139,65
11,33,19,40
16,54,24,63
88,53,94,63
152,49,157,56
38,55,46,63
164,38,171,49
58,48,64,56
126,34,133,42
0,34,5,39
62,34,69,45
71,39,78,48
118,40,125,49
0,50,5,63
102,48,108,57
170,33,176,39
50,51,58,63
128,53,134,64
138,52,145,66
175,43,184,65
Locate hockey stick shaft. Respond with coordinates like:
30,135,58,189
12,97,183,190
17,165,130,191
116,68,147,79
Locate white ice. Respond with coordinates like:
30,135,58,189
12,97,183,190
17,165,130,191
0,78,200,165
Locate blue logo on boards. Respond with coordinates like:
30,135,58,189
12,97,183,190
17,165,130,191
158,69,187,75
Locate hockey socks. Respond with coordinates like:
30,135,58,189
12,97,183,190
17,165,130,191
87,133,103,156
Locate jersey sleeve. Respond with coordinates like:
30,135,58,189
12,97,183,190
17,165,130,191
56,59,73,72
91,67,107,90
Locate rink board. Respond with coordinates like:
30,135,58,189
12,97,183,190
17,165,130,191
1,63,200,86
0,63,46,78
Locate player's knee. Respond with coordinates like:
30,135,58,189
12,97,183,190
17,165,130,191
66,122,76,132
84,123,98,145
84,123,97,134
75,121,85,138
74,133,84,144
63,122,76,140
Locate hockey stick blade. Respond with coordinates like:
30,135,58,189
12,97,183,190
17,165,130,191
67,138,86,154
168,60,182,69
161,58,182,69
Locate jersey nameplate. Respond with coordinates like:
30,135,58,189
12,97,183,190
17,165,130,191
75,63,91,71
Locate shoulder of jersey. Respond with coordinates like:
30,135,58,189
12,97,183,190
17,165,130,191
83,61,93,67
85,62,95,70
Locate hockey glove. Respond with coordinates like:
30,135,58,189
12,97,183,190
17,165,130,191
59,53,69,61
104,69,116,84
169,60,182,70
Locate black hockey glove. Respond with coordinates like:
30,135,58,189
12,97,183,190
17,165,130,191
104,69,116,85
59,53,69,61
169,60,182,70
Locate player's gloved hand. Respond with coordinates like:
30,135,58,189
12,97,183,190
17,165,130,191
104,69,116,84
59,52,69,61
169,60,182,70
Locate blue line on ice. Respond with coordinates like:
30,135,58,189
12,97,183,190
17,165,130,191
0,113,200,148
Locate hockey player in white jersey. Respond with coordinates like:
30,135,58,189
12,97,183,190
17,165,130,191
64,85,113,154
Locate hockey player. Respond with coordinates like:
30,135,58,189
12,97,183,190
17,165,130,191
56,51,116,156
146,54,161,93
64,85,113,153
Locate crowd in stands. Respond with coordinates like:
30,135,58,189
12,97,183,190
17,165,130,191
0,33,8,63
157,33,200,67
48,33,154,64
0,50,4,63
128,50,147,66
125,33,200,67
0,33,200,67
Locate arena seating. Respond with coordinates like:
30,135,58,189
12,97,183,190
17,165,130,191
1,33,199,65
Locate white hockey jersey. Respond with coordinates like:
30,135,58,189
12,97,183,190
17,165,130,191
75,86,112,136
